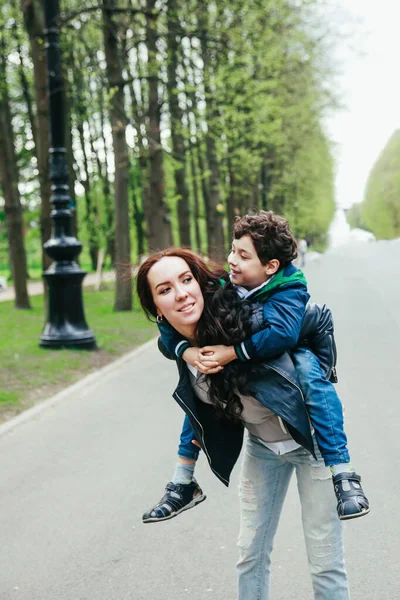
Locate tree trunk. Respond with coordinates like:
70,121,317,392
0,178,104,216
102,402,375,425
189,142,202,252
144,0,172,251
121,35,147,260
16,38,37,153
77,120,99,270
0,43,30,309
260,161,267,210
186,95,206,253
102,0,132,310
98,83,115,265
130,57,150,256
197,11,225,262
204,134,225,262
88,113,114,264
226,156,236,240
167,0,191,247
131,163,145,258
20,0,52,271
196,142,211,250
72,50,100,270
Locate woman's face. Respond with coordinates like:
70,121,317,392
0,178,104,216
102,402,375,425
147,256,204,339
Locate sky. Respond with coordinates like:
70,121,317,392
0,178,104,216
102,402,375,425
325,0,400,209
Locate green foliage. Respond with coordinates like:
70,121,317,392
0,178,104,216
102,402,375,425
0,0,340,288
347,130,400,239
174,0,337,245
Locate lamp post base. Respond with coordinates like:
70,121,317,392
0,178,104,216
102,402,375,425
39,337,96,349
39,267,96,350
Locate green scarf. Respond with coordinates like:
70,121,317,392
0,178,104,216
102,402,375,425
219,268,307,302
252,268,307,302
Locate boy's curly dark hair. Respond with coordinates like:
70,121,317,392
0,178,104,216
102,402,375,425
137,248,254,421
233,210,298,266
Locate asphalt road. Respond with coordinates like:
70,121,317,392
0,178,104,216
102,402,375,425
1,240,399,600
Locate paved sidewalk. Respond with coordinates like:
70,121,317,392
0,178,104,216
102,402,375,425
0,270,115,303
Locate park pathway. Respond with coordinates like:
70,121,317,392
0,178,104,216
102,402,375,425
0,271,116,303
0,240,399,600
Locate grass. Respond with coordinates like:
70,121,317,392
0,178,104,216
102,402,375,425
0,285,157,423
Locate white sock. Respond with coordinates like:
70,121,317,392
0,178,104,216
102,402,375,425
171,461,195,485
330,463,355,477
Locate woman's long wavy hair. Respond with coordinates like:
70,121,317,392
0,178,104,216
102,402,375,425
136,248,254,421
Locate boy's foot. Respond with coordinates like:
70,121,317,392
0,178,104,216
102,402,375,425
332,472,370,520
142,480,206,524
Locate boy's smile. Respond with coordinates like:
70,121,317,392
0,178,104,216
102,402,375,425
228,235,279,290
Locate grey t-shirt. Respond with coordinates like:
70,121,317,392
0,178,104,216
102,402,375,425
187,368,292,444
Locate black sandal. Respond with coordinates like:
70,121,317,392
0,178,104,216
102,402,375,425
142,480,206,524
333,472,370,520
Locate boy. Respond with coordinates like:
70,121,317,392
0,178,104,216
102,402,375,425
143,211,369,523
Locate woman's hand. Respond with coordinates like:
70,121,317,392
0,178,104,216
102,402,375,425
194,345,237,374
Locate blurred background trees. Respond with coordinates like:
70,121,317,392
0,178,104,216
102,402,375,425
347,129,400,239
0,0,338,309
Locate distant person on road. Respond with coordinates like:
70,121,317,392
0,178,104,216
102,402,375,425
298,237,308,267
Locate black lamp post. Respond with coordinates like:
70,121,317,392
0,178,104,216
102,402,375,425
40,0,96,349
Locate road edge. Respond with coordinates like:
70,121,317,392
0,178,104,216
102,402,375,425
0,337,157,439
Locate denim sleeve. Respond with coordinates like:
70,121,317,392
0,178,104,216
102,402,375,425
234,288,310,361
157,319,191,358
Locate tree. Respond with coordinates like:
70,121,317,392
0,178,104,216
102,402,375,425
144,0,173,251
197,2,225,262
348,130,400,239
0,33,30,309
166,0,191,247
20,0,52,271
102,0,132,310
0,0,341,294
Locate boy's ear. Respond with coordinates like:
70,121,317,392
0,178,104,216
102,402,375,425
265,259,280,276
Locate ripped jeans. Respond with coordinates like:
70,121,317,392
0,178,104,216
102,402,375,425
237,435,350,600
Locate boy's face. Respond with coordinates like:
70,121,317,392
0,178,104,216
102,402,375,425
227,235,279,290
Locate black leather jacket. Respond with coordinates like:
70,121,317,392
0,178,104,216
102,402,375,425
159,302,338,486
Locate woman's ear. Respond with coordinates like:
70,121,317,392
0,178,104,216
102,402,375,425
265,259,280,276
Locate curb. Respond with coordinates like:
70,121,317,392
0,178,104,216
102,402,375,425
0,337,158,439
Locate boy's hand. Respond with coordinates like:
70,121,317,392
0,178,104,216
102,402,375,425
183,346,223,374
194,345,237,373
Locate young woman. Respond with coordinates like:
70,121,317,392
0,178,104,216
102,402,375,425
137,247,350,600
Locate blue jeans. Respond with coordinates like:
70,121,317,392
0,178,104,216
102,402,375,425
178,414,201,460
237,435,350,600
293,348,350,466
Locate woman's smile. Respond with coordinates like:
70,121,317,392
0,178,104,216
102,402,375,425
178,302,195,313
147,256,204,338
